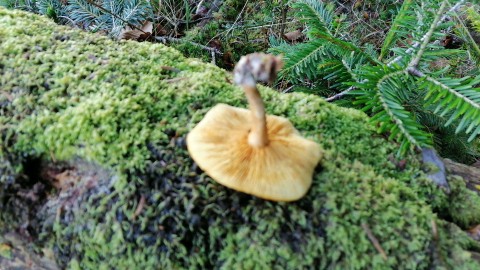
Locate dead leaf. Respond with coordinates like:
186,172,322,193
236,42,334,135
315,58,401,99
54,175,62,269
141,21,153,33
155,24,168,36
119,21,153,41
43,168,80,191
283,29,304,43
208,39,222,51
0,232,59,269
222,51,235,69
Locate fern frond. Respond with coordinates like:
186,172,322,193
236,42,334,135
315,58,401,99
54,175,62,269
278,39,326,81
290,0,335,36
319,59,352,90
422,49,465,59
67,0,102,29
66,0,152,37
377,78,432,154
417,109,479,163
37,0,66,22
354,67,432,154
318,52,368,91
267,35,287,48
421,75,480,141
0,0,35,9
379,0,414,61
121,0,151,25
386,0,454,66
0,0,14,8
310,29,378,65
467,6,480,33
457,7,480,66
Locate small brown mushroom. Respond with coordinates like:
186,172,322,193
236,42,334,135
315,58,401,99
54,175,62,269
187,53,322,201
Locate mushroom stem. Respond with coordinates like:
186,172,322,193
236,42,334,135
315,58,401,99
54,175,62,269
244,85,268,148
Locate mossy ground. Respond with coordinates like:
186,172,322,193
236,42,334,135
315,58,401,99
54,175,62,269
1,8,480,269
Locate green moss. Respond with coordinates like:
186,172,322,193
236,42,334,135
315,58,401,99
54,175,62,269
1,7,479,269
442,176,480,228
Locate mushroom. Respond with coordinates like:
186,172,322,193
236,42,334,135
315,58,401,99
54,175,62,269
187,53,322,201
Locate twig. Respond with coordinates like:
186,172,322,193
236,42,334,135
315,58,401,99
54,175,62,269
409,1,447,68
279,6,288,37
431,219,438,240
86,0,148,35
440,0,466,24
58,16,79,29
327,0,466,102
325,85,356,102
282,85,294,93
154,36,223,55
361,223,388,261
195,0,205,14
211,50,216,65
131,195,146,221
223,0,249,37
387,0,466,67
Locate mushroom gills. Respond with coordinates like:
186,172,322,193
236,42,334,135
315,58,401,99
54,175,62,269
187,103,322,202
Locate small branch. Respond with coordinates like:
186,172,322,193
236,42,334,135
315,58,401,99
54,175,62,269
406,66,425,77
195,0,205,14
131,195,146,221
361,223,388,261
409,1,447,68
325,85,355,102
211,50,216,65
407,67,480,110
328,0,466,103
86,0,147,35
154,36,223,56
279,6,288,37
440,0,466,24
387,0,466,67
58,16,79,29
282,85,294,93
431,219,438,240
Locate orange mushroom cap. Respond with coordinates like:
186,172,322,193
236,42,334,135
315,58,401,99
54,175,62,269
187,53,322,201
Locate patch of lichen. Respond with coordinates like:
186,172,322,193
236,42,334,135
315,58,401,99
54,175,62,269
1,7,479,269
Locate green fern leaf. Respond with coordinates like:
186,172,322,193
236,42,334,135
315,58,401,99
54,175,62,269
67,0,102,29
278,39,327,81
456,7,480,66
310,29,377,65
354,67,432,154
421,75,480,141
291,0,335,35
379,0,414,61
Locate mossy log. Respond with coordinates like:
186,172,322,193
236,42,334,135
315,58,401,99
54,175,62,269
444,159,480,188
1,7,480,269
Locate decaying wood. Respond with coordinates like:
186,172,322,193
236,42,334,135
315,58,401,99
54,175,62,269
444,158,480,191
0,232,59,270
